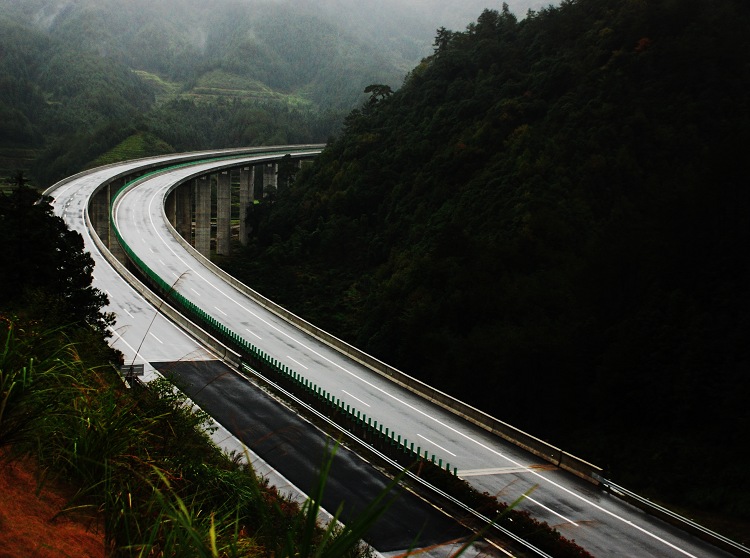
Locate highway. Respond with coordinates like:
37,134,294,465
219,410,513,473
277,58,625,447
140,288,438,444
45,152,489,558
43,148,742,557
108,151,738,558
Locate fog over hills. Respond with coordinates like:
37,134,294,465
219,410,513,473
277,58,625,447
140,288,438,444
5,0,547,92
0,0,550,183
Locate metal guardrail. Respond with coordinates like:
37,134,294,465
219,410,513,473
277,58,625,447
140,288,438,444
595,475,750,557
89,148,749,558
161,171,603,486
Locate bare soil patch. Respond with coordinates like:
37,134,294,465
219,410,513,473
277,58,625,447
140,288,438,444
0,457,104,558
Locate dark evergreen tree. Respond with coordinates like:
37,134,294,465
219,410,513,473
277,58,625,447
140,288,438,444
0,185,113,335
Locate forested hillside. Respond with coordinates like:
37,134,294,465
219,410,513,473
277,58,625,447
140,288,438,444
220,0,750,536
0,0,541,188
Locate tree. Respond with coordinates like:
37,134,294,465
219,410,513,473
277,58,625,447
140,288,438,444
0,185,113,334
363,84,393,107
276,153,299,190
433,26,454,54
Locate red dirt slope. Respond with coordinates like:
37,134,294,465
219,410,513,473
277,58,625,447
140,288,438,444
0,458,104,558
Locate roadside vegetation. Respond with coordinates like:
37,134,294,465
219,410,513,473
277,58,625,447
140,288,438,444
0,316,394,557
0,186,393,557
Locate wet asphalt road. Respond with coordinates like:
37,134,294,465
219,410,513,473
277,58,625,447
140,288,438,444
154,360,472,553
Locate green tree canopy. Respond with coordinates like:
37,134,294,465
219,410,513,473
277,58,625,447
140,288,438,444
0,185,113,334
219,0,750,533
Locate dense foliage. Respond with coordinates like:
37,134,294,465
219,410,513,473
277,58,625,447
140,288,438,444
0,185,383,556
221,0,750,533
0,185,115,339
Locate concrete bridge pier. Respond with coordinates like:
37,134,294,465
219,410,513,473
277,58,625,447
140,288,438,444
239,166,254,246
263,162,278,195
216,170,231,256
175,181,193,243
195,176,211,257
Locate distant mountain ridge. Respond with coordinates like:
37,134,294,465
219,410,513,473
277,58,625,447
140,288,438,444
4,0,546,106
0,0,547,186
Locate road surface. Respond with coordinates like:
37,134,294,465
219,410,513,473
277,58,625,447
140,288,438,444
108,153,738,558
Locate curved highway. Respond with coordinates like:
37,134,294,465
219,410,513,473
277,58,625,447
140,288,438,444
46,150,490,558
108,151,737,558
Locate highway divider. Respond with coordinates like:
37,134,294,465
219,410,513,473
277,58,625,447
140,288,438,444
106,161,460,481
89,149,750,558
159,176,602,485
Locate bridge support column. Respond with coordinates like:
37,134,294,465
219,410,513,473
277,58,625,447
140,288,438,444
90,186,110,246
107,179,128,265
263,162,278,195
239,166,254,246
216,170,231,255
175,181,193,242
195,176,211,257
165,188,177,229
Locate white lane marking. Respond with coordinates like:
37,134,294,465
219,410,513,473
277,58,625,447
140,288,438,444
148,332,163,344
123,308,135,318
129,161,699,558
245,328,262,340
287,356,308,370
418,434,457,457
214,306,227,316
108,328,148,363
525,494,579,527
191,288,201,297
342,390,370,408
460,466,549,476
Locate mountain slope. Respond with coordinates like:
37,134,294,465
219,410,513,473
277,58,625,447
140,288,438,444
2,0,544,186
220,0,750,537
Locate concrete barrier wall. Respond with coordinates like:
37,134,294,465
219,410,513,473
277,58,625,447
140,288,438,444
70,146,600,486
161,168,602,484
88,179,243,369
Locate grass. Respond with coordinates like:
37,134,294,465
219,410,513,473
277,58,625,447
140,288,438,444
89,132,175,168
132,70,183,105
0,317,391,557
